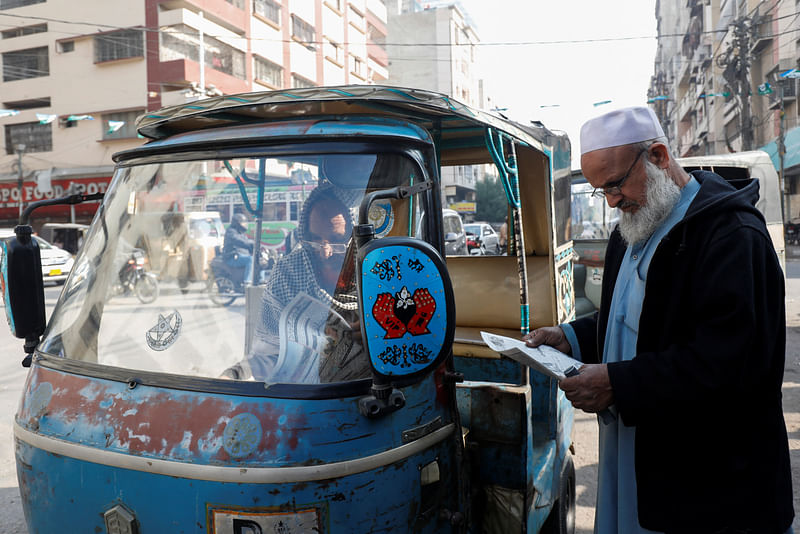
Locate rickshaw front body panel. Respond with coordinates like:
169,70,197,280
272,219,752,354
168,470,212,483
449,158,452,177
16,361,455,533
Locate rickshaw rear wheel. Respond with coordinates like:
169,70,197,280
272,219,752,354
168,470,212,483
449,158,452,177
541,453,576,534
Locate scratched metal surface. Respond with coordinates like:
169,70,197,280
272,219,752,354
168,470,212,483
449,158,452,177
15,362,456,532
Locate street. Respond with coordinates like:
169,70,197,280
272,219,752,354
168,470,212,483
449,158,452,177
0,260,799,533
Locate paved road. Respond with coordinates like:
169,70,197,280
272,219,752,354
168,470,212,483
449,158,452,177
1,260,799,533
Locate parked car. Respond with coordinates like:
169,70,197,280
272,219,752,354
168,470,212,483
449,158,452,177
38,223,89,256
442,208,468,255
0,229,74,285
464,221,501,255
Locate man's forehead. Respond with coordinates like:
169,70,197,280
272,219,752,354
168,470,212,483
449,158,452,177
581,145,637,184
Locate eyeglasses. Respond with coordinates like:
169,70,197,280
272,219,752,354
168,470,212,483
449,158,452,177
591,148,648,199
303,240,350,254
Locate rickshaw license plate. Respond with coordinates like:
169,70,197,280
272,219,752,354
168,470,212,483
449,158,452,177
209,506,321,533
48,269,61,276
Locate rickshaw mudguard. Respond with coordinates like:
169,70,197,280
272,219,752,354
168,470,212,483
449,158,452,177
14,361,456,533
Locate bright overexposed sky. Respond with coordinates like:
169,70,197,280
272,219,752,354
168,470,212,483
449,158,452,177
455,0,658,169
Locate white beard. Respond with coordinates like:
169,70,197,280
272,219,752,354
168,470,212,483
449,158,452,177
617,160,682,246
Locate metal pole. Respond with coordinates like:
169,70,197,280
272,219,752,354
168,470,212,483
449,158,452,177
198,11,205,97
14,144,25,218
779,80,787,223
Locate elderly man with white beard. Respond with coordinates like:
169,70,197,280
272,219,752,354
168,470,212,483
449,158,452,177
525,107,794,534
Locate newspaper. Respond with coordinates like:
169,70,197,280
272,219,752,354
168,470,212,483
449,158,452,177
272,293,348,383
480,331,582,380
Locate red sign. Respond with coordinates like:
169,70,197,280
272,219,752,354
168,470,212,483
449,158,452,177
0,176,112,221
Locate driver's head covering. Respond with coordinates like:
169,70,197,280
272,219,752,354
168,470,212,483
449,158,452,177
296,182,360,241
580,106,665,155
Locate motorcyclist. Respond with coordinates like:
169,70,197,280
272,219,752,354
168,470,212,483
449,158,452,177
223,213,254,285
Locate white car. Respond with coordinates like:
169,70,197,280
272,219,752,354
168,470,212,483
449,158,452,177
0,229,75,284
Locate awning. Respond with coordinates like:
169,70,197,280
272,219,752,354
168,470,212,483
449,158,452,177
760,125,800,173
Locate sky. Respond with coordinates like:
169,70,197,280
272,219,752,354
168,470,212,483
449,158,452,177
455,0,659,169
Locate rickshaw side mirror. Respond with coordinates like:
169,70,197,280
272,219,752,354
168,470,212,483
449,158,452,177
1,225,46,362
356,236,455,417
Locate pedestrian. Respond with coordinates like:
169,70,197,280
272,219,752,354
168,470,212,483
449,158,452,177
525,106,794,533
498,215,508,251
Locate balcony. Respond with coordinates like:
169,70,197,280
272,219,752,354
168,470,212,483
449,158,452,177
693,44,712,68
750,6,774,54
768,79,797,110
677,91,696,121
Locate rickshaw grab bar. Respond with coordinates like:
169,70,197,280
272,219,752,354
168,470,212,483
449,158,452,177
13,421,455,484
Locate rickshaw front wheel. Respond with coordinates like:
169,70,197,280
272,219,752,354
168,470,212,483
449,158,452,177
541,454,576,534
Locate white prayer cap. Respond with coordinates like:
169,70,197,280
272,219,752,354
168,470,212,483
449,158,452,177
580,106,665,155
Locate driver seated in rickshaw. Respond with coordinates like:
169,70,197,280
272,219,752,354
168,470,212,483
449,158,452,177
222,183,370,384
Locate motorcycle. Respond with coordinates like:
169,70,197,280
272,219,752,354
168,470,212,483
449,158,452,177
207,246,273,306
109,248,159,303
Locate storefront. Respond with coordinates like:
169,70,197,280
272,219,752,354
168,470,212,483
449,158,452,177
0,172,112,229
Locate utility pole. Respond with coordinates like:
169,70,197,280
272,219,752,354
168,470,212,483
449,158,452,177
718,16,755,151
735,17,754,151
14,144,25,219
777,76,793,222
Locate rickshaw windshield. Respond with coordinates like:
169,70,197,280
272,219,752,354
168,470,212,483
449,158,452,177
40,151,427,385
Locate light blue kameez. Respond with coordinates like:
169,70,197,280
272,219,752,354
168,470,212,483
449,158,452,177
563,177,700,534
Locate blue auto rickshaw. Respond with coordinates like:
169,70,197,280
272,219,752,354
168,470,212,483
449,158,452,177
3,85,576,533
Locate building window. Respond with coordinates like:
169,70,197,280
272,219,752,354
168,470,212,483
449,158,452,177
254,0,280,25
291,14,315,50
95,29,144,63
57,40,74,53
101,110,141,140
225,0,244,8
324,37,343,65
350,55,364,78
3,97,50,110
348,6,365,32
160,25,245,80
1,23,46,39
0,0,45,9
2,46,48,81
254,56,282,87
291,74,314,88
4,121,52,154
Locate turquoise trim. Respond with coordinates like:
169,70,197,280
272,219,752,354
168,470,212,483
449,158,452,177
485,128,520,208
383,88,424,101
223,160,259,217
519,304,530,336
325,89,355,97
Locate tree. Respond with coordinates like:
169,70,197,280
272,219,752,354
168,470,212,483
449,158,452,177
474,176,508,223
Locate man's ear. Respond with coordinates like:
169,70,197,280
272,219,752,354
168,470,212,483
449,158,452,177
648,142,670,169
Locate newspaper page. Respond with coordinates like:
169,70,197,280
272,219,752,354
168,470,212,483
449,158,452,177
480,331,582,380
273,293,349,384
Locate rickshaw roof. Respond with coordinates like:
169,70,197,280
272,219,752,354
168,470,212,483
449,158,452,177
136,84,562,154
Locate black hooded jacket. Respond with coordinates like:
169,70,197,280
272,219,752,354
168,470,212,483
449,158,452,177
570,171,793,532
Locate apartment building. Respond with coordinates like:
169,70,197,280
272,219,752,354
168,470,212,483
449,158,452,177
0,0,388,226
650,0,799,219
386,0,492,217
